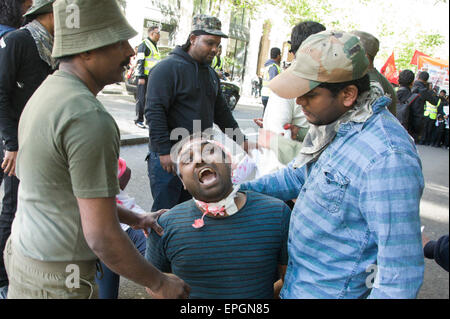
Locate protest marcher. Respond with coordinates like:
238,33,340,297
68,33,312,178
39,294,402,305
0,0,56,299
145,133,291,299
241,31,425,298
261,47,282,113
134,25,161,129
350,30,397,115
145,14,247,212
411,71,439,143
4,0,189,299
396,69,418,133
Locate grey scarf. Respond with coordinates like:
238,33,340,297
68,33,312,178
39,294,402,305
22,20,57,70
293,82,385,169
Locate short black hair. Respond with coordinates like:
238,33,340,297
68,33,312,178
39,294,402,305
270,47,281,59
317,74,370,98
398,69,415,87
418,71,429,82
290,21,326,54
148,25,159,33
440,89,446,95
0,0,26,28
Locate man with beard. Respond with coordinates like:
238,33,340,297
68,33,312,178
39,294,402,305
145,14,247,212
0,0,55,299
145,133,291,299
241,31,425,298
4,0,189,299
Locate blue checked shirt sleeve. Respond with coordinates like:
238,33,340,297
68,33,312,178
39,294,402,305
359,151,425,299
240,163,305,201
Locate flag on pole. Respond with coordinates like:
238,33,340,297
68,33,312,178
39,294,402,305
380,51,399,85
410,50,430,66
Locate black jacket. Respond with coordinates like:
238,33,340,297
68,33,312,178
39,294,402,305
145,46,244,155
0,28,52,151
408,81,439,131
424,235,449,272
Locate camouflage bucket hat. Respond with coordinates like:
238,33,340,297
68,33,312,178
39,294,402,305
52,0,137,58
350,30,379,59
191,14,228,38
269,30,369,99
24,0,55,17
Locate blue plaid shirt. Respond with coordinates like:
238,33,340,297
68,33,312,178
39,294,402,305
241,97,425,299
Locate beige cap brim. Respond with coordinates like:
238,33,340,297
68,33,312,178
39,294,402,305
269,65,320,99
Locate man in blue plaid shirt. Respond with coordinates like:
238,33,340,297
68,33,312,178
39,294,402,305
241,31,425,299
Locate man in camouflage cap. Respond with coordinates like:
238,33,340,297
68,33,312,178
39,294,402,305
5,0,189,299
191,14,228,38
351,30,397,115
241,30,425,299
143,14,247,215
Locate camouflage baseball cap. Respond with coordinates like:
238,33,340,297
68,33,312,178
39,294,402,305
269,30,369,99
191,14,228,38
52,0,137,58
24,0,55,17
350,30,379,58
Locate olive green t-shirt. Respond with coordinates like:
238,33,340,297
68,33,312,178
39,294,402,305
11,70,120,262
368,68,397,115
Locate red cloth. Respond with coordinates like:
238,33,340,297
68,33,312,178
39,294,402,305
380,52,399,85
410,50,430,66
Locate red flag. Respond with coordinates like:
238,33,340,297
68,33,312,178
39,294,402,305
410,50,430,66
380,52,399,85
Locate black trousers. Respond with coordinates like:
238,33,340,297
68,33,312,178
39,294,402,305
420,117,436,145
135,80,147,123
0,142,20,287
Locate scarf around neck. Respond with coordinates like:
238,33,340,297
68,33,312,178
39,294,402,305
22,20,57,70
293,82,385,169
192,185,241,229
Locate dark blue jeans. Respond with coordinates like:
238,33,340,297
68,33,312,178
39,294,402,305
95,227,147,299
147,151,191,212
0,142,19,288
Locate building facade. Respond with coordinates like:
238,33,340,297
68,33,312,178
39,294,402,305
123,0,291,96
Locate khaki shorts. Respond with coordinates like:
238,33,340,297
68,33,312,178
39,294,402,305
4,237,98,299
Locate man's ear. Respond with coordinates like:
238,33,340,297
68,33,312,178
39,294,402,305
341,85,359,108
189,34,197,46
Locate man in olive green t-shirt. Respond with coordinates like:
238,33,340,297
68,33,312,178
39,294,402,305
4,0,189,299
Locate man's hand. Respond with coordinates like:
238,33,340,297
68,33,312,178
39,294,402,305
160,154,175,175
131,209,169,237
1,150,18,176
146,273,190,299
138,78,146,85
422,234,431,248
253,118,263,128
283,123,301,141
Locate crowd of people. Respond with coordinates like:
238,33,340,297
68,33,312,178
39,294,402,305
0,0,448,300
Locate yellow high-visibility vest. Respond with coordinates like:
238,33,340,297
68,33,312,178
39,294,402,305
211,56,223,71
143,39,161,75
261,63,282,97
424,99,441,120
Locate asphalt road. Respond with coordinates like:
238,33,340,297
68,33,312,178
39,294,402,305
115,102,449,300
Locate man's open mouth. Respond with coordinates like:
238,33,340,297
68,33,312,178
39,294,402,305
198,167,218,185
